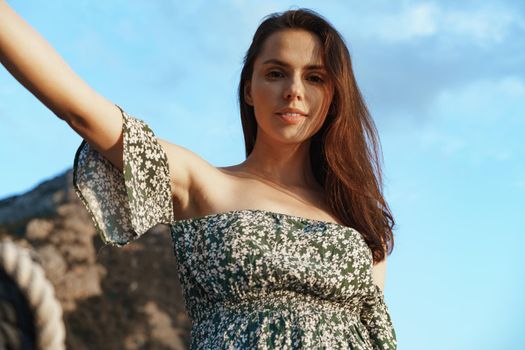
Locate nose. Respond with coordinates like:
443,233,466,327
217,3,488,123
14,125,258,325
283,74,304,101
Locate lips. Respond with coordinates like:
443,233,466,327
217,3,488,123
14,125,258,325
279,112,305,117
276,112,307,125
275,107,308,117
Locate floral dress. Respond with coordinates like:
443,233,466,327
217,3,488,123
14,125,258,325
73,105,397,350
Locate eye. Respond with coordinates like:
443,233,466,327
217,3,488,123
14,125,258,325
266,70,285,79
307,74,325,83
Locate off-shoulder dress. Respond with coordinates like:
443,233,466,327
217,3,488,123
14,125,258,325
72,106,397,349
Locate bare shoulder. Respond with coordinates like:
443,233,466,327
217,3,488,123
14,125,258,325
372,257,387,293
156,139,232,220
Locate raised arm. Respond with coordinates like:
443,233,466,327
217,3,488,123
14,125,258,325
0,0,124,168
0,1,222,219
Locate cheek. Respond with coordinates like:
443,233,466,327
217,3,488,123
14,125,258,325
252,81,278,104
309,88,332,112
251,82,277,122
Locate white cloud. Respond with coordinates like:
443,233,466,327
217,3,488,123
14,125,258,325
500,77,525,98
372,3,439,41
359,2,522,46
415,76,525,162
443,6,518,46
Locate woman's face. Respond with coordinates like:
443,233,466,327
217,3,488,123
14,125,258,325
245,29,333,146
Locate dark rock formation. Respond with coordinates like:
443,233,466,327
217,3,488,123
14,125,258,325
0,170,191,350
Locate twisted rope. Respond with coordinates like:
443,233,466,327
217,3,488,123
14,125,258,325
0,239,65,350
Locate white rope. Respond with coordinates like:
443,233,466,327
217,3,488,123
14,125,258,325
0,239,65,350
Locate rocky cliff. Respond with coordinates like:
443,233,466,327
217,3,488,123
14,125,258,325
0,170,191,350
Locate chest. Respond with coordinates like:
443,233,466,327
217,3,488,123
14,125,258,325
170,211,374,304
191,170,342,225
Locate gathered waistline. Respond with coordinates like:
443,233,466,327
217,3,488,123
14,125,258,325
192,290,361,325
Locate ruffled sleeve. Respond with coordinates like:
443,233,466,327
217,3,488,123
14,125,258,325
73,105,174,247
360,284,398,350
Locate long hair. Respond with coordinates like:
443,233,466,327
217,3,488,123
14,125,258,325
238,9,395,264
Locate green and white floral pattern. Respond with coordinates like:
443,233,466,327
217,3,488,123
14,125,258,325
73,106,397,349
73,105,174,246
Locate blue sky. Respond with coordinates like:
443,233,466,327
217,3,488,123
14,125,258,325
1,1,524,348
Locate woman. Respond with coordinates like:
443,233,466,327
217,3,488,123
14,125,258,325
0,2,396,349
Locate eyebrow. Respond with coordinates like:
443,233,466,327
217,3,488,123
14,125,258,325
262,58,325,71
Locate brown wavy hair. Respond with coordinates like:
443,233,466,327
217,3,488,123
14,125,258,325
238,9,395,264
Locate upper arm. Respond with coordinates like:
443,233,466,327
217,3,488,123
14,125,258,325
66,99,211,218
157,139,207,216
158,139,226,219
65,98,126,170
372,257,387,292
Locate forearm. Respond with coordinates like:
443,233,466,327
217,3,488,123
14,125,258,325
0,1,91,120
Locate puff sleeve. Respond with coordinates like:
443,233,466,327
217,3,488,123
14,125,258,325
73,105,174,246
360,284,398,350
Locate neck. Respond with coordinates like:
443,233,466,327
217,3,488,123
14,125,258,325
241,135,320,191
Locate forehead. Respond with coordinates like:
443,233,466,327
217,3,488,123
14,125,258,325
255,29,324,67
